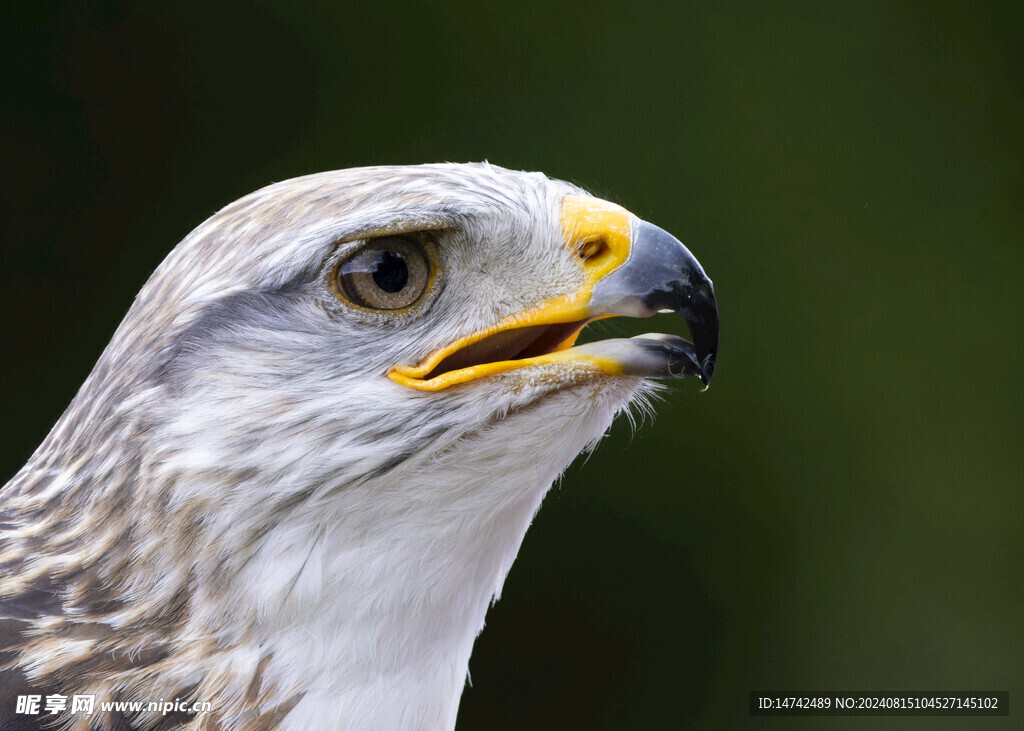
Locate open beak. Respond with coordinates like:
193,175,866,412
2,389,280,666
388,195,719,391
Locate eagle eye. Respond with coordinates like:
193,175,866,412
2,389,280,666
335,236,431,310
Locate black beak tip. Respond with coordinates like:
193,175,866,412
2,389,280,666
687,291,718,388
699,353,716,387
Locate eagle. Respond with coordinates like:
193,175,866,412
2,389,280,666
0,163,718,730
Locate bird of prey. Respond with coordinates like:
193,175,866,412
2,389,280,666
0,163,718,730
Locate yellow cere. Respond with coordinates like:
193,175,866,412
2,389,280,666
387,195,634,391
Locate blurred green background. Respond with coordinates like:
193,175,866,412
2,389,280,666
2,1,1021,728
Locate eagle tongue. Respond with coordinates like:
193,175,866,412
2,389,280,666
425,324,550,379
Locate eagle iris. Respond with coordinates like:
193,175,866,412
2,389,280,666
335,236,430,310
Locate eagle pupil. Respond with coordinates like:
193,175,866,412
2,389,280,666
372,251,408,293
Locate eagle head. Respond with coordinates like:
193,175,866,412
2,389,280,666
0,163,717,730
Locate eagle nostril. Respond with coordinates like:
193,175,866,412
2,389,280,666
578,237,609,266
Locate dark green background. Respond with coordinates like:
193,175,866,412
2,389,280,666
2,1,1021,728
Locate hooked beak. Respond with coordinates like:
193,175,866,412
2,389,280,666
388,195,719,391
587,217,718,385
